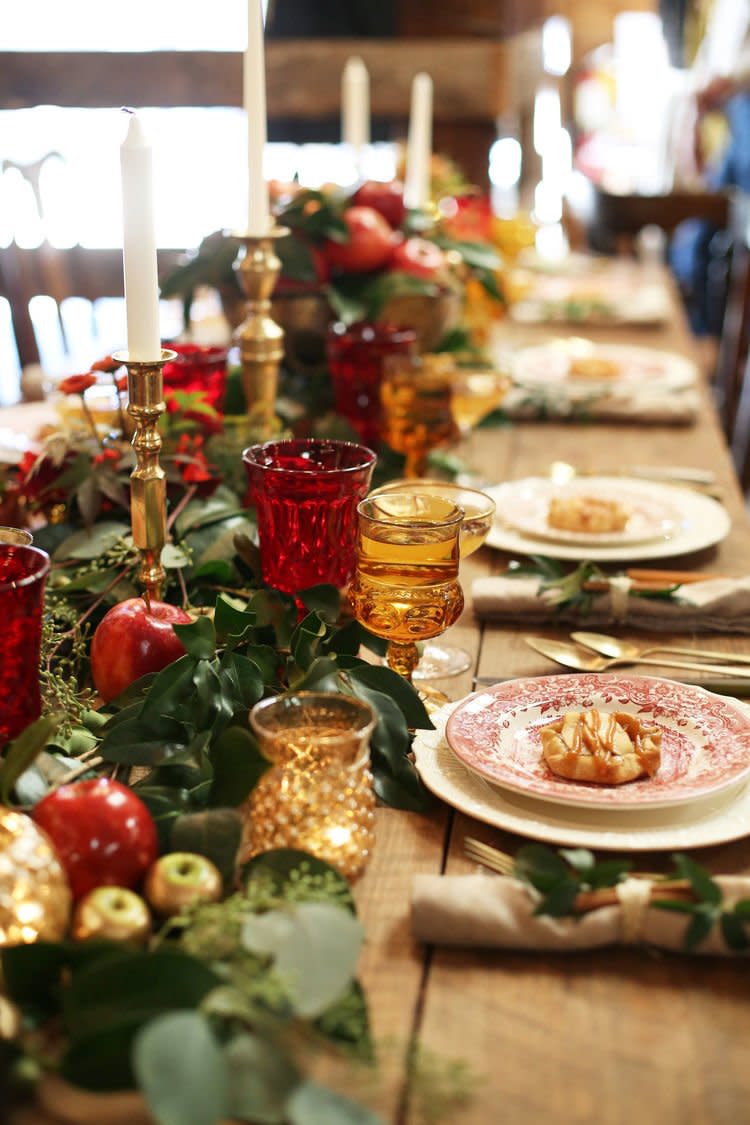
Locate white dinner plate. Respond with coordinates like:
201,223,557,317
485,476,731,561
509,281,670,327
499,476,678,546
510,340,698,398
414,698,750,851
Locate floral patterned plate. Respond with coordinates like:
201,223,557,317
444,674,750,811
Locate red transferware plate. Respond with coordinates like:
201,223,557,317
445,673,750,810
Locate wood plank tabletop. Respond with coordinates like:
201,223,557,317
353,266,750,1125
12,263,750,1125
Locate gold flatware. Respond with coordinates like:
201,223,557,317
571,631,750,668
549,460,720,492
525,636,750,679
463,837,693,912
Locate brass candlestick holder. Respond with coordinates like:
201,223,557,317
113,348,176,601
232,226,289,424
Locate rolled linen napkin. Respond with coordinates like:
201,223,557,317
502,386,699,425
412,872,750,955
472,574,750,634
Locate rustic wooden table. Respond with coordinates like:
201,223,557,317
13,267,750,1125
352,271,750,1125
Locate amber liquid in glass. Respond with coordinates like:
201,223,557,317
350,519,463,645
451,372,509,430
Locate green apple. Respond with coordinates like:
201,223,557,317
144,852,223,916
71,885,151,944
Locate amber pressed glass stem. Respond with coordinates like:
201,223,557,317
387,640,421,680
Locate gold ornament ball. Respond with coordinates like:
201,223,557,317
71,886,152,944
144,852,223,916
0,808,72,946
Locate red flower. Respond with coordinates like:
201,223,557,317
91,355,121,374
16,450,75,508
116,374,129,393
174,434,220,497
58,373,98,396
93,448,122,468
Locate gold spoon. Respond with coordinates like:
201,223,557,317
571,631,750,667
525,636,750,679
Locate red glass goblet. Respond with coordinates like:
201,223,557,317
162,343,229,433
242,439,376,599
326,322,416,447
0,544,51,744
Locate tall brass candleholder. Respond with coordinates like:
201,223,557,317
112,348,176,601
233,226,289,424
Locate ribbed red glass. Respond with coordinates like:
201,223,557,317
326,322,416,447
243,439,376,597
162,343,229,432
0,545,50,744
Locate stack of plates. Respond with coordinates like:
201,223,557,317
485,476,730,562
413,674,750,850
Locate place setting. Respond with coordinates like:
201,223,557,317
498,335,702,424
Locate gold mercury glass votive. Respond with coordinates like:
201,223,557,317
240,692,377,880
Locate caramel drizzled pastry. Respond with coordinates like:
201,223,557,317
548,495,629,534
540,709,662,785
568,355,621,379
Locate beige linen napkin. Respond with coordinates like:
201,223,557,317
502,385,699,425
412,872,750,955
472,574,750,634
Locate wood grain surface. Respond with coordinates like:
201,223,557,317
9,265,750,1125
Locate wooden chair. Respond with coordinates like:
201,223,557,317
587,184,730,256
0,154,184,383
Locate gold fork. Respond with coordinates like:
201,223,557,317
462,836,692,911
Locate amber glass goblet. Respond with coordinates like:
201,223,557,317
379,354,459,478
367,479,495,679
349,492,464,681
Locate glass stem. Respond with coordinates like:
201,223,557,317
404,450,427,478
386,640,421,681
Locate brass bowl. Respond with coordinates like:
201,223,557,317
270,291,334,375
377,289,462,353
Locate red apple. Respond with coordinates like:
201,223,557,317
90,597,191,703
389,237,446,279
323,206,394,274
33,778,158,900
352,180,406,230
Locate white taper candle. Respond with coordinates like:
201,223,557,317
244,0,271,235
403,72,433,211
120,111,161,361
342,56,370,153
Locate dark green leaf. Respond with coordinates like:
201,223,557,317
291,655,342,693
175,484,245,536
173,616,216,660
220,651,265,709
214,595,257,647
138,655,198,725
297,585,341,624
732,899,750,918
62,950,222,1040
672,853,722,906
0,713,64,804
720,912,750,951
52,520,130,561
534,880,580,918
62,1015,145,1091
515,845,571,893
583,859,633,891
132,785,194,851
170,808,243,886
313,979,372,1059
651,899,700,915
684,911,715,950
346,665,432,730
188,558,237,585
209,725,270,808
134,1011,230,1125
242,644,283,685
